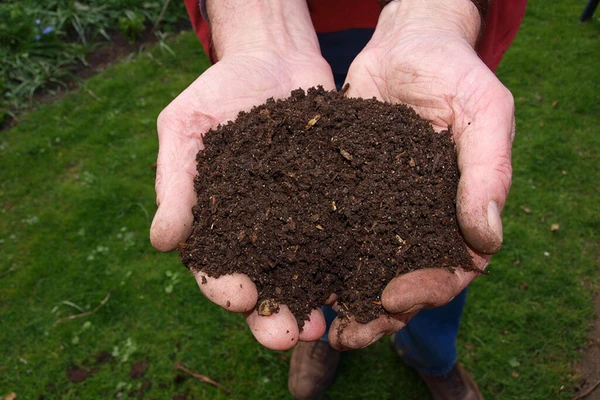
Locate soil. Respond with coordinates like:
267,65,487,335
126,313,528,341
129,361,149,379
573,287,600,400
180,86,475,328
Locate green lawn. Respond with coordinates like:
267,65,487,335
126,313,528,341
1,1,598,399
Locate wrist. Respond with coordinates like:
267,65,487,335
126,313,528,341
375,0,483,47
206,0,321,60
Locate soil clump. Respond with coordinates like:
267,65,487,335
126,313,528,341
180,86,475,328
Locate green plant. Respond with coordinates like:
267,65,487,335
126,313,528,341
0,3,36,50
0,0,188,122
119,10,145,42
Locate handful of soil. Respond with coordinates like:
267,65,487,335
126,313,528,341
180,86,474,328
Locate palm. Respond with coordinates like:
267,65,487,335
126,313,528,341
151,51,335,350
327,35,515,350
346,35,500,132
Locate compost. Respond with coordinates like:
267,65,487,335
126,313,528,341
180,86,474,328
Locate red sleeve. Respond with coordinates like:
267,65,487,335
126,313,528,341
184,0,527,72
308,0,528,73
183,0,216,63
476,0,528,71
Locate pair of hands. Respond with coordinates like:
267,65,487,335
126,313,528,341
150,0,514,351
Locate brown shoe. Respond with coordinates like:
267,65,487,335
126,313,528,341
390,334,483,400
418,363,484,400
288,340,341,400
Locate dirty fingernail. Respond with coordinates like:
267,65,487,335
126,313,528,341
487,201,503,249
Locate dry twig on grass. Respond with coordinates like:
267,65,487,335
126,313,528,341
571,378,600,400
151,0,172,33
53,292,111,326
175,360,233,395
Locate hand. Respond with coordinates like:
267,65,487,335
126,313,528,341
150,0,335,350
327,0,515,350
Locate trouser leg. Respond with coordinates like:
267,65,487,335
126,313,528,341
393,288,468,376
320,288,468,376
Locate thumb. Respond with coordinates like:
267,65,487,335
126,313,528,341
455,84,514,254
150,110,207,252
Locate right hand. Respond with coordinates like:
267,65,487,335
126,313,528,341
150,21,336,349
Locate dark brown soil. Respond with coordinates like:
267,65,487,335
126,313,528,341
180,86,475,328
66,365,97,383
129,361,149,379
573,285,600,400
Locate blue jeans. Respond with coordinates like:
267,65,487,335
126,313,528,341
316,28,468,377
320,289,468,377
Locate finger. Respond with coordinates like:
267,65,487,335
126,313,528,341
193,271,258,313
245,305,300,350
298,308,326,342
150,110,206,251
381,265,484,315
455,79,515,254
150,170,197,252
324,293,338,305
327,313,412,350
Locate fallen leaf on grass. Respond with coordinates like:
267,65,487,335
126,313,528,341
130,361,148,379
4,393,16,400
551,223,560,232
521,205,531,213
552,100,559,108
67,366,97,383
512,371,520,378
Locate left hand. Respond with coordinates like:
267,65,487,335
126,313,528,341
327,0,515,350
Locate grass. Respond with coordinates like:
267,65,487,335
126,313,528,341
0,0,598,398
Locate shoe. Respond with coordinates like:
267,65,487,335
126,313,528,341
391,334,483,400
288,340,341,400
418,363,484,400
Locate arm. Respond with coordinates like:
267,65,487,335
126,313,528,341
327,0,515,349
150,0,336,350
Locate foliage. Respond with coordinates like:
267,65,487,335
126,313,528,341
0,0,188,123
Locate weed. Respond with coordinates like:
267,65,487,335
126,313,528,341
0,0,187,123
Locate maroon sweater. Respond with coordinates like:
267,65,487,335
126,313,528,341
183,0,527,72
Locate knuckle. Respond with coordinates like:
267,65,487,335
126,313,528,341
493,154,513,196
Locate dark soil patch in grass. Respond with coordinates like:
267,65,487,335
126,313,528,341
180,86,476,328
573,286,600,400
129,360,149,379
66,365,97,383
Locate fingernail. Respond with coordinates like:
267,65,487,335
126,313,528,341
487,201,503,248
